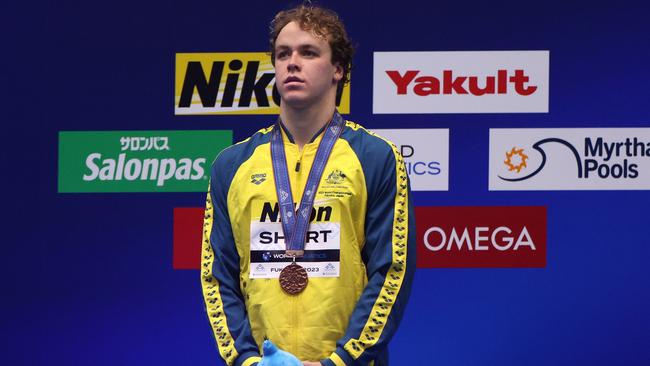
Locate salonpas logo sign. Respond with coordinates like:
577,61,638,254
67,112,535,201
58,130,232,192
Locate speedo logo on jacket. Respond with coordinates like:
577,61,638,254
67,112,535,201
250,200,340,251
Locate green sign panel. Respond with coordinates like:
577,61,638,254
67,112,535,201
58,130,232,192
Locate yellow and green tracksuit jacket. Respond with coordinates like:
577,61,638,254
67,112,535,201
201,120,415,366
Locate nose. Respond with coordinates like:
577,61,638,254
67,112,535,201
287,51,301,72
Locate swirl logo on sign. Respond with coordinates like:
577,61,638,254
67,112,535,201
499,138,583,181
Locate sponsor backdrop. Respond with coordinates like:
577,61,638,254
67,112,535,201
4,1,649,365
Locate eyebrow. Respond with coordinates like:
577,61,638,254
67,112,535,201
275,44,321,51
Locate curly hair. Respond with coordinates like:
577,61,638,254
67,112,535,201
269,4,354,95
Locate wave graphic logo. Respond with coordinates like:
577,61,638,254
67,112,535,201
498,138,583,182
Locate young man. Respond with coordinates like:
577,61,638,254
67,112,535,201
201,5,415,366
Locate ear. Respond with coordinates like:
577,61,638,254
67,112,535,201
333,63,344,83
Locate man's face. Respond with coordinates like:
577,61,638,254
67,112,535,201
274,21,343,109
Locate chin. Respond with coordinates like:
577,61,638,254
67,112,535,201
280,94,313,109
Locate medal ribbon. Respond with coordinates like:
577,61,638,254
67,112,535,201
270,111,345,255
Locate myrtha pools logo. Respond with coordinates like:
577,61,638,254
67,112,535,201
498,138,585,182
489,128,650,190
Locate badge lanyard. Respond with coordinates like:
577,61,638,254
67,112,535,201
270,111,344,258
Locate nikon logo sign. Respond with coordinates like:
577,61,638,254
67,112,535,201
175,52,350,115
58,130,232,192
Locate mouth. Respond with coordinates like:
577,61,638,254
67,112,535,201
284,76,304,84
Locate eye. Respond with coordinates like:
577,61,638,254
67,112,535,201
276,50,290,59
302,50,317,57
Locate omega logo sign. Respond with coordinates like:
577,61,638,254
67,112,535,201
423,226,536,252
415,206,547,268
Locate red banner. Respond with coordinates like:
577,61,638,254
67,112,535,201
416,206,547,268
173,207,204,269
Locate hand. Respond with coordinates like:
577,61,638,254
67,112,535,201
302,362,321,366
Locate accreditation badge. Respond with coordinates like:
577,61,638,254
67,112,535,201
248,200,341,279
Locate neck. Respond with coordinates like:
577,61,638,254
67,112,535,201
279,95,336,148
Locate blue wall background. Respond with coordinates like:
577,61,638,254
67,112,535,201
4,0,649,365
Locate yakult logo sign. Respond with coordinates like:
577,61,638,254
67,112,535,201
373,51,549,114
372,129,449,191
416,206,547,268
490,128,650,190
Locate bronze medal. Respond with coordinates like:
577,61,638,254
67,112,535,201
279,262,308,295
